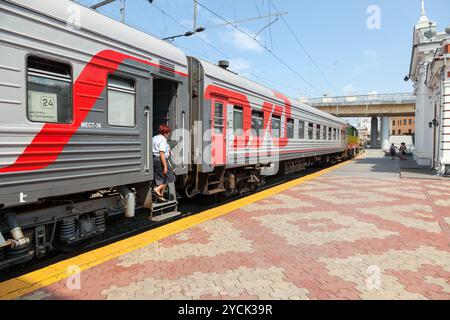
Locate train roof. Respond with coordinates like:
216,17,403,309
197,59,346,125
4,0,188,68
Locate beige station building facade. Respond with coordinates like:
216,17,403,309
390,117,416,136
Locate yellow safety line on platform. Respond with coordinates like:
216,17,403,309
0,156,360,300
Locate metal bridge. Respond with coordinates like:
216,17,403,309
303,93,416,117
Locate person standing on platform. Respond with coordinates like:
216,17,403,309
399,143,407,161
390,143,397,160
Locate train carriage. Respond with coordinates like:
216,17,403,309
0,0,359,270
346,125,361,158
185,57,348,197
0,0,189,266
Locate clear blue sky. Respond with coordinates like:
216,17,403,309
80,0,450,98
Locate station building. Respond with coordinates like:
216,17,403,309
409,1,450,174
391,116,415,136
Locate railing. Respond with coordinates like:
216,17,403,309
304,93,416,107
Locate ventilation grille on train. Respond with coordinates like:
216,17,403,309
158,61,175,77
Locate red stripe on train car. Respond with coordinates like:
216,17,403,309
0,50,187,173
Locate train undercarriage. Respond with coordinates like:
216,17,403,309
0,150,358,272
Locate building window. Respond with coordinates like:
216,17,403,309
308,123,314,139
408,129,412,134
272,116,281,138
392,130,395,135
107,76,136,127
403,119,407,125
298,120,305,139
409,119,412,125
316,124,321,140
213,101,224,134
251,111,264,136
398,129,401,135
233,106,244,135
27,56,72,123
392,120,395,126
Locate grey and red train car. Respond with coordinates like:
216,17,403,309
0,0,356,269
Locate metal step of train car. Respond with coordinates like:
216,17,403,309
150,183,181,222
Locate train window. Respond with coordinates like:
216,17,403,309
316,124,321,140
27,56,72,123
107,76,135,127
298,120,305,139
328,127,332,140
272,116,281,138
322,126,327,140
333,128,337,140
233,106,244,135
287,119,294,139
308,123,314,139
251,111,264,136
213,101,224,134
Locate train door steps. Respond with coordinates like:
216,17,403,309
205,188,226,195
151,210,181,222
152,199,178,211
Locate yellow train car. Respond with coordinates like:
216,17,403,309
347,125,360,157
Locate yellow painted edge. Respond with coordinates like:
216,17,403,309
0,157,357,300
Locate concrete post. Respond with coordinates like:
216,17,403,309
381,116,390,150
371,117,379,149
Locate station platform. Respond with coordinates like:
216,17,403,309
1,150,449,300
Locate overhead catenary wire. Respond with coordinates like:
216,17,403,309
268,0,336,94
147,0,306,95
194,0,322,95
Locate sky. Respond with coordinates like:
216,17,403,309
77,0,450,100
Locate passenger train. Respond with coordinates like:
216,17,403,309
0,0,359,270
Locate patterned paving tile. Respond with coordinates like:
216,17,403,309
15,156,450,300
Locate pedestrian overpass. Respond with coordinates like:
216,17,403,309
303,93,416,149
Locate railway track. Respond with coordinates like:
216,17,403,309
0,164,334,283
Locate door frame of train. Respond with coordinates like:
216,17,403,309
210,95,227,166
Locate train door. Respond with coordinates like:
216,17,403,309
153,78,177,136
210,96,227,165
